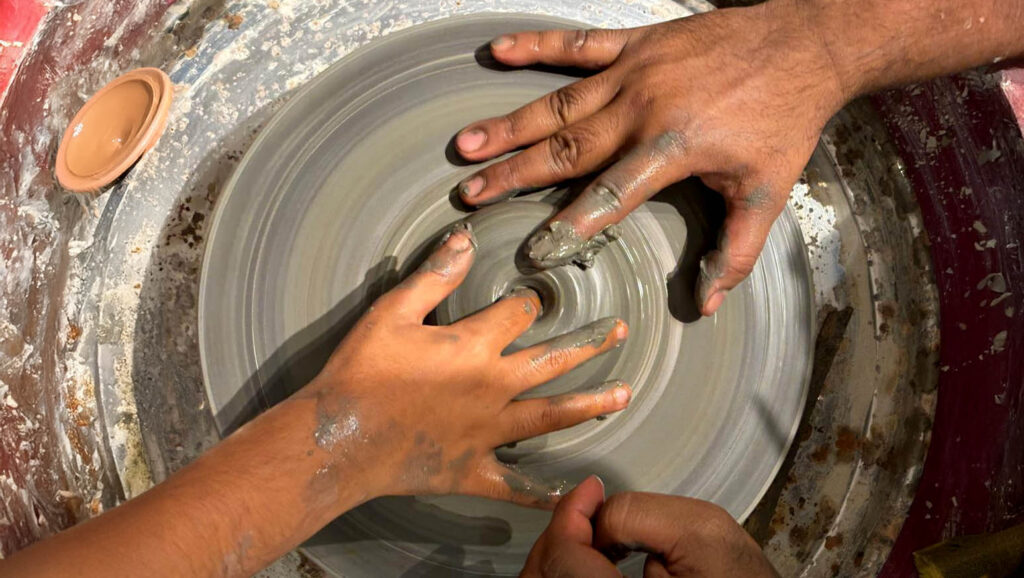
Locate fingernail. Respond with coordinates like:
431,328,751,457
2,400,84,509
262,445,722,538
456,129,487,153
440,221,476,251
505,286,542,315
591,474,606,495
703,289,728,316
458,175,485,199
612,385,631,405
696,251,722,309
611,320,629,345
491,35,515,50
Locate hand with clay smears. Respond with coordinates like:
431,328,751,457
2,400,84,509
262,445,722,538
521,488,780,578
309,222,631,507
455,5,846,315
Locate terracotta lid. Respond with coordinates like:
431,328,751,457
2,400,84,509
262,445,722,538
55,67,173,193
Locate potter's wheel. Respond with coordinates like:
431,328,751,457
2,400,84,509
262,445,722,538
199,13,813,577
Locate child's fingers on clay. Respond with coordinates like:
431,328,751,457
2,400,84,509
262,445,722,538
498,381,631,445
487,28,630,70
502,317,628,390
457,104,629,206
377,225,476,319
452,287,541,348
454,73,616,161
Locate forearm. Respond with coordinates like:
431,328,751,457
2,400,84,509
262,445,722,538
782,0,1024,99
3,376,370,577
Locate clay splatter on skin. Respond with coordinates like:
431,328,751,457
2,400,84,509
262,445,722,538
501,466,568,505
400,222,477,290
529,317,624,369
299,389,361,453
221,531,254,576
697,248,725,308
401,431,444,487
527,222,621,269
743,184,773,210
524,132,686,269
504,286,540,315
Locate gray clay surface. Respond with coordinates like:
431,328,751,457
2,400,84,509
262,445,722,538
199,14,813,577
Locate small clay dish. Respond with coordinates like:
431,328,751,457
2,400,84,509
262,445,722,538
55,67,173,193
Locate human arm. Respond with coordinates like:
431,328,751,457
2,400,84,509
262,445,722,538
2,224,631,577
454,0,1024,315
520,481,778,577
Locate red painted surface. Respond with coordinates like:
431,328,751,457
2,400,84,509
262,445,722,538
0,0,49,100
876,74,1024,576
0,2,1022,573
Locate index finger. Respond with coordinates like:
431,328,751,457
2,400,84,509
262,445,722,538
489,28,630,69
526,133,689,269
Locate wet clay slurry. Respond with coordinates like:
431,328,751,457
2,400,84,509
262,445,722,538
198,14,813,577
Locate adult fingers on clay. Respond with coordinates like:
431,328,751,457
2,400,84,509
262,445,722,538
592,492,779,577
375,223,476,320
455,74,618,162
457,104,629,206
487,28,631,69
696,180,787,316
526,134,690,269
453,287,542,349
502,317,628,390
520,476,620,578
499,381,631,445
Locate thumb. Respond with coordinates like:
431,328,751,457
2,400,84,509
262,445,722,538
697,185,785,316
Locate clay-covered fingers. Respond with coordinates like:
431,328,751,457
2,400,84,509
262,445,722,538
500,381,631,445
458,107,628,206
520,476,620,578
526,134,690,268
697,182,787,316
503,317,628,389
488,28,631,70
453,287,542,349
455,75,618,162
376,223,476,319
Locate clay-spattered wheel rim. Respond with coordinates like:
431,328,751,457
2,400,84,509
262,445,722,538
55,67,173,193
199,13,814,577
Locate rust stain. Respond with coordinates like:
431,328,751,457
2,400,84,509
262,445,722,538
810,443,829,463
67,323,81,342
835,426,861,462
824,534,844,550
224,12,244,30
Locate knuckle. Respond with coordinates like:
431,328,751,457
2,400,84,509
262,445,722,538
502,112,525,141
546,130,588,173
509,413,540,440
723,252,758,280
547,85,584,126
586,178,627,211
598,492,635,531
627,86,658,114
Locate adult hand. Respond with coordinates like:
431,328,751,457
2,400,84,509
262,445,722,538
454,2,846,315
521,483,779,577
308,223,631,507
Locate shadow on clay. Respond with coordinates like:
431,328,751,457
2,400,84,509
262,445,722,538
217,257,400,433
398,544,496,577
655,178,726,324
472,42,591,79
